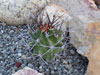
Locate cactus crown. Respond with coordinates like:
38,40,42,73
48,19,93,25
29,11,64,61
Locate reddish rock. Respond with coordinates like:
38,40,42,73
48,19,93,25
16,62,21,68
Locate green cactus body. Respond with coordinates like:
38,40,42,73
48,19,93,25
29,8,65,61
30,28,64,61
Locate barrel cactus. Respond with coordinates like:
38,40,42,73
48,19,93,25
29,10,65,61
30,24,64,61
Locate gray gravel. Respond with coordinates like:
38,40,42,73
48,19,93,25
0,23,88,75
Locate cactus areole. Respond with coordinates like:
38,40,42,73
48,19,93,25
30,23,64,61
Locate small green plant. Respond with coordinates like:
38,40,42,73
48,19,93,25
30,27,64,61
29,11,64,61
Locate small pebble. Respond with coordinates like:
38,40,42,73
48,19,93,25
0,56,3,60
28,64,33,68
0,73,2,75
9,30,14,34
18,53,22,56
63,60,68,64
21,55,27,59
1,30,4,33
51,70,55,74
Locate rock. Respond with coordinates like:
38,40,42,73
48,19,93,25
85,22,100,75
86,41,100,75
69,22,100,75
52,0,100,19
18,53,22,56
12,67,42,75
51,0,100,75
50,0,100,52
88,0,98,9
0,0,50,25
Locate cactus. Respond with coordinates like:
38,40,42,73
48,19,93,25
30,25,64,61
29,10,64,61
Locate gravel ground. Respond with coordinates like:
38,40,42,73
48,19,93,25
0,23,88,75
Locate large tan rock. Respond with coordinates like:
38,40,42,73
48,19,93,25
85,22,100,75
86,41,100,75
0,0,50,25
67,22,100,75
51,0,100,75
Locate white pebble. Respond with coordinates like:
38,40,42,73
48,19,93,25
18,53,22,56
